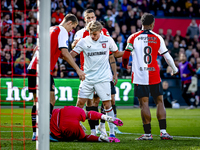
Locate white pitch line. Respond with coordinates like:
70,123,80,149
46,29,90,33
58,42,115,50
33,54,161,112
1,131,200,140
122,132,200,139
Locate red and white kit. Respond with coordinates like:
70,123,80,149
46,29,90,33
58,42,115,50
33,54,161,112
126,30,168,85
28,25,69,74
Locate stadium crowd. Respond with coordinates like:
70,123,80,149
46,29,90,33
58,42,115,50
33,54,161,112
0,0,200,79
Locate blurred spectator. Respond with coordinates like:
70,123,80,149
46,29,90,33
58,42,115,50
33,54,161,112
171,41,180,58
186,19,199,39
158,28,166,39
185,44,193,59
116,35,124,52
149,0,159,16
178,53,196,109
104,9,115,27
185,0,192,9
105,19,115,35
14,57,28,76
95,9,104,21
121,0,128,12
120,24,129,43
14,50,30,67
115,10,125,28
140,0,149,13
125,10,137,31
187,6,196,18
1,52,12,76
51,7,65,24
60,64,68,78
2,14,12,35
162,81,176,108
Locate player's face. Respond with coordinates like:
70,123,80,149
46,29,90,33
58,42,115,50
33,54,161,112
90,31,101,41
84,13,96,24
69,23,78,32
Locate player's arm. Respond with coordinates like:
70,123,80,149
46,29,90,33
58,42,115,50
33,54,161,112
109,53,118,85
163,52,178,75
122,36,133,69
61,48,85,81
70,50,79,58
113,50,124,58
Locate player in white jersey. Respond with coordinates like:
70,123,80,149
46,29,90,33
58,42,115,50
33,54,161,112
72,9,121,136
122,13,178,140
70,21,124,139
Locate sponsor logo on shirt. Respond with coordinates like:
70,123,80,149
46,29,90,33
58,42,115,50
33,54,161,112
87,51,107,56
66,40,68,47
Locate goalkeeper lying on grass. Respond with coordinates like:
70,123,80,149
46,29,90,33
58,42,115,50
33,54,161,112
50,106,123,142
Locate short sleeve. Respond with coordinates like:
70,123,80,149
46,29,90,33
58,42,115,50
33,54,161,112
74,29,83,40
125,35,134,51
73,40,84,54
109,37,118,52
158,35,168,55
58,26,69,49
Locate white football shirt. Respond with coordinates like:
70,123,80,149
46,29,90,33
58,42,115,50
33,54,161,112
73,34,118,83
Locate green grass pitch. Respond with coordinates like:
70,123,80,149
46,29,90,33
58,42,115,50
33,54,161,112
0,108,200,150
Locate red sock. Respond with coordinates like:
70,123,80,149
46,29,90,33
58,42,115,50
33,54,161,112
88,111,102,120
85,135,99,142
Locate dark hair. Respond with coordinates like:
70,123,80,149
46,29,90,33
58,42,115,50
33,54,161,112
84,9,95,17
63,14,78,24
141,13,155,25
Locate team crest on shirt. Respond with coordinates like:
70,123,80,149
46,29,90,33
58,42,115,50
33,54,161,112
102,43,106,48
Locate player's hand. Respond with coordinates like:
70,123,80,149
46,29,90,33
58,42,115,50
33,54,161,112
72,38,80,49
77,69,86,81
113,74,118,85
171,68,178,76
122,58,129,69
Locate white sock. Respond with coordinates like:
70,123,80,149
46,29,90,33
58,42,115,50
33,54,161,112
160,129,166,133
95,125,99,130
105,107,115,135
101,115,106,120
100,122,105,127
91,129,95,133
98,137,101,142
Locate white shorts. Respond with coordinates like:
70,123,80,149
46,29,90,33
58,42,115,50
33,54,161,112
78,81,111,101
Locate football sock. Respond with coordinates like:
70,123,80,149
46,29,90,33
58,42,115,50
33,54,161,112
85,135,99,142
31,105,36,132
105,107,115,135
88,111,102,120
86,106,95,130
100,103,105,123
143,123,151,134
112,105,117,118
50,103,54,119
159,119,167,133
93,106,99,126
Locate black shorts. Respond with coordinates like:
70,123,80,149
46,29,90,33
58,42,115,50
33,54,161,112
28,69,55,93
134,82,163,100
110,81,116,95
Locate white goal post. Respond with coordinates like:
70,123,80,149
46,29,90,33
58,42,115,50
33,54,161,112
36,0,51,150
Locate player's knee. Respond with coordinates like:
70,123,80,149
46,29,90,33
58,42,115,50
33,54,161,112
77,98,86,108
103,100,111,110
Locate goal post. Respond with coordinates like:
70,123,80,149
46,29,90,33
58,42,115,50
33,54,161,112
37,0,51,150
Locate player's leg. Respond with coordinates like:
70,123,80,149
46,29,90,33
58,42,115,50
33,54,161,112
135,84,153,140
110,81,122,134
85,97,96,135
151,83,173,140
50,75,56,118
95,82,116,137
92,95,101,134
28,69,37,141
